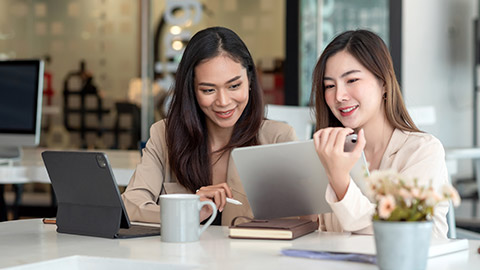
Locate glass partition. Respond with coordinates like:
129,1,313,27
0,0,140,149
298,0,390,106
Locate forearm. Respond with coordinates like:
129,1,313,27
122,190,161,223
326,180,375,232
327,173,351,201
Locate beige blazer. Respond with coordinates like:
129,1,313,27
121,119,297,225
319,129,450,239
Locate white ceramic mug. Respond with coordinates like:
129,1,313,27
160,194,217,242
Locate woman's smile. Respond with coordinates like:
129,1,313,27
338,105,359,116
215,108,236,119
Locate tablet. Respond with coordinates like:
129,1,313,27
42,151,160,239
231,140,369,219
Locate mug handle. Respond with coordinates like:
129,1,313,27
197,200,217,237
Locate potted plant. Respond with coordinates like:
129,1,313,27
365,169,460,270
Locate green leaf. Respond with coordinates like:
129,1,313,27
388,208,408,221
407,211,424,221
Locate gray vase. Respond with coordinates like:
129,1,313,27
373,221,433,270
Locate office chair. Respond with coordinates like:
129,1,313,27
265,104,315,141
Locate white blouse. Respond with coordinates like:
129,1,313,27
318,129,450,239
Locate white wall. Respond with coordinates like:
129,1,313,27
403,0,477,177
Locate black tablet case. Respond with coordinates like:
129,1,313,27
41,151,159,239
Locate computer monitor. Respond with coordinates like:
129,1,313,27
0,60,44,160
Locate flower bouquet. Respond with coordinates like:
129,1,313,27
365,169,461,222
365,169,461,270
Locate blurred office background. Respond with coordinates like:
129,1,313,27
0,0,479,235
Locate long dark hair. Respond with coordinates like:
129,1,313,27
312,29,419,132
165,26,263,192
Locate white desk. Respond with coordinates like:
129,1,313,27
0,219,478,269
0,147,140,186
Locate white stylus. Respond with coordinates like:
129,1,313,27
226,198,243,205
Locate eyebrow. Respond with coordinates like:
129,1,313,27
198,75,242,87
324,70,361,81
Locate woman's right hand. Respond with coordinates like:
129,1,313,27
313,127,366,200
196,183,233,222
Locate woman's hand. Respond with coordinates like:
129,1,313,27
313,127,366,200
196,183,233,222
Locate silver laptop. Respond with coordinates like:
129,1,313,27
231,139,369,220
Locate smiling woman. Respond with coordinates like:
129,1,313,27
194,55,250,133
121,26,297,226
323,51,385,130
310,29,450,239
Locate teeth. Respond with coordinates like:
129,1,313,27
218,110,233,115
341,106,357,113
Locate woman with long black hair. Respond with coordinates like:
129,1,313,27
122,26,296,225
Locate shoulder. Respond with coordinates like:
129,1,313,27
402,130,443,150
385,129,449,189
257,119,297,144
146,119,168,148
393,129,445,158
260,119,292,132
151,119,166,130
150,119,167,133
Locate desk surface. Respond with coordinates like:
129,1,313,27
0,147,140,186
0,219,478,269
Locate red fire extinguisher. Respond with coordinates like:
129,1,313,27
43,71,54,105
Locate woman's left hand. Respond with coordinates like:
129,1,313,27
313,127,366,200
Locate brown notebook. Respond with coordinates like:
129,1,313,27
229,218,318,240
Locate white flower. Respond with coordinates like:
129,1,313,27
442,185,461,207
411,187,421,198
366,170,385,186
365,169,461,222
418,187,429,200
398,188,412,207
424,189,442,207
378,194,396,219
401,177,416,189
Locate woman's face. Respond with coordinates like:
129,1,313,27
323,50,385,131
194,55,249,132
